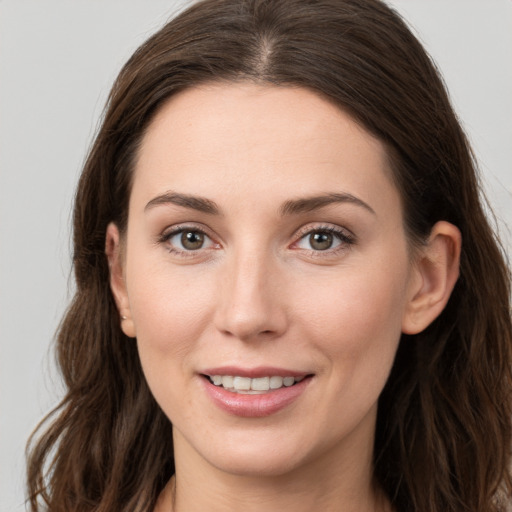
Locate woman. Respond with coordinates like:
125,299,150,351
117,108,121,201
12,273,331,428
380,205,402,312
26,0,512,511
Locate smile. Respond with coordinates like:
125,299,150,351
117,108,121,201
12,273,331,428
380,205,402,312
207,375,305,394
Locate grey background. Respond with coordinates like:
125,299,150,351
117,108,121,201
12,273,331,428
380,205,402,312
1,1,511,510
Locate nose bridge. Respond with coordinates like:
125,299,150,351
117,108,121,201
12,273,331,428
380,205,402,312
215,241,286,340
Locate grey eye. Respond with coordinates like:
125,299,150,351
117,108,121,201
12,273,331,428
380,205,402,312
309,232,334,251
296,230,344,251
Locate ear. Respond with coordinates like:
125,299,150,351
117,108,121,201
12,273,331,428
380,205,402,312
105,222,136,338
402,221,461,335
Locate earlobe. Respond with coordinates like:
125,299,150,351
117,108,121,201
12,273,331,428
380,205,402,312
105,222,136,338
402,221,461,335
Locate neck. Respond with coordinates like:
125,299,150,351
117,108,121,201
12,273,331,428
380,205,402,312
157,423,391,512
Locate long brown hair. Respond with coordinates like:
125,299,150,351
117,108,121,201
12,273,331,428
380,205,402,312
26,0,512,510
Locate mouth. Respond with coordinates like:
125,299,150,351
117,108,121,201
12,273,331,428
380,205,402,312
200,368,314,417
203,374,308,394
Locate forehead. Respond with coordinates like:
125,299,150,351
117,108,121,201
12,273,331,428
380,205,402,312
132,83,399,217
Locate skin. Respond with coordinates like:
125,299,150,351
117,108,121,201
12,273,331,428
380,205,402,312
106,83,461,512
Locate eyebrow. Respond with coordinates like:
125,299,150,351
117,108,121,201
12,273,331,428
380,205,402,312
280,193,376,216
145,191,220,214
144,191,375,217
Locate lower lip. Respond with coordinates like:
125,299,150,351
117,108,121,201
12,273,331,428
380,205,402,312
201,376,312,417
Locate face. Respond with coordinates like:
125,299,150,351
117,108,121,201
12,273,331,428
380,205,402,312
110,84,421,479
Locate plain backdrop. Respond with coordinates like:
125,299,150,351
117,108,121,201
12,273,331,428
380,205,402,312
1,1,511,510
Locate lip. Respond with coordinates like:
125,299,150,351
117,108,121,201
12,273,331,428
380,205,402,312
200,367,313,418
201,366,310,379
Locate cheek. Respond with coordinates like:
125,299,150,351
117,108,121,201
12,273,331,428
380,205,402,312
299,275,406,436
295,262,408,382
125,261,219,422
127,260,214,349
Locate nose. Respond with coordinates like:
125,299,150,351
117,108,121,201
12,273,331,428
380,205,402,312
213,249,288,342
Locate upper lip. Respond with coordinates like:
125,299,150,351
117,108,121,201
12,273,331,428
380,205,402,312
200,366,311,378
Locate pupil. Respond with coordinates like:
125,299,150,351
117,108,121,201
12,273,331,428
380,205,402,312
181,231,204,250
310,232,333,250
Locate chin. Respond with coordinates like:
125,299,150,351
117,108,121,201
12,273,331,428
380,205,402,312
208,448,308,478
176,424,315,478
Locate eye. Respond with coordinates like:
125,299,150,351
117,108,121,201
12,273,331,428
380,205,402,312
294,226,355,252
174,230,207,250
303,231,338,251
160,227,217,254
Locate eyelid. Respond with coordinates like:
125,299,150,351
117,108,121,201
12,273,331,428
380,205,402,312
156,222,355,258
294,223,355,241
158,223,221,255
290,223,356,253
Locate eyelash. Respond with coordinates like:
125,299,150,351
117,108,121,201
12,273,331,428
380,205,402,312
157,224,356,258
292,225,356,255
158,225,217,258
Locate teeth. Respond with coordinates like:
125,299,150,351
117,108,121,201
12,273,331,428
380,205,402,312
269,376,283,389
233,376,251,390
209,374,306,393
221,376,234,388
251,377,270,391
283,376,295,387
